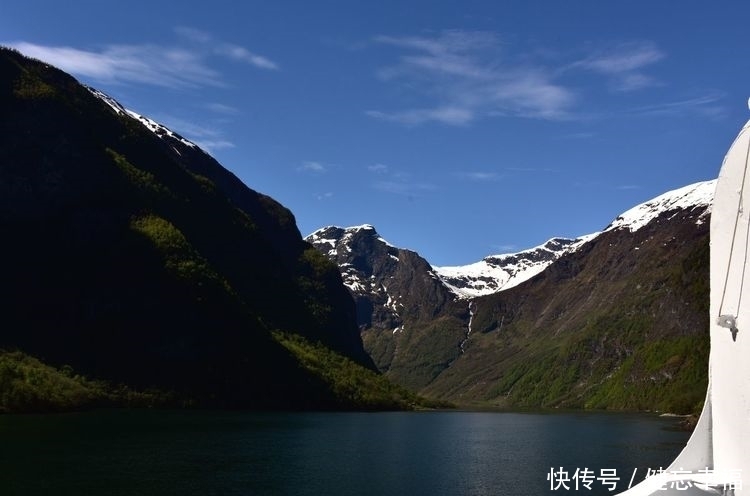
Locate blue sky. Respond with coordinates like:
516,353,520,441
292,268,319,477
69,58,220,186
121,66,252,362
4,1,750,265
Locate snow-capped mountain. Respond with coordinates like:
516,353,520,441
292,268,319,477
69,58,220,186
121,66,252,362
306,224,453,334
603,180,714,233
308,180,714,304
434,180,715,299
307,225,595,302
307,224,402,295
433,236,595,298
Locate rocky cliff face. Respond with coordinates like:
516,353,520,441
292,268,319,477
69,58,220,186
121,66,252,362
308,181,714,412
307,225,454,330
307,225,466,390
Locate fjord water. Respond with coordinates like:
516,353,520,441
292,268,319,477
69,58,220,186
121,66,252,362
0,410,688,496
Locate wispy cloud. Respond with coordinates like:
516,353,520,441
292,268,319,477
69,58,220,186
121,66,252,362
459,171,502,181
571,41,664,92
203,102,240,115
368,165,436,196
368,32,711,126
367,163,389,174
368,30,576,125
9,42,218,88
373,180,436,196
561,132,596,140
176,27,279,70
298,161,327,173
623,92,726,117
492,243,519,253
7,27,278,89
316,192,334,200
505,166,554,173
366,107,474,126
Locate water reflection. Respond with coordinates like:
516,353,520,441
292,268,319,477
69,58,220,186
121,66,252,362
0,410,689,496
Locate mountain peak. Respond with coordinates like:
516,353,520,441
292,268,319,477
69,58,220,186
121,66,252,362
308,224,379,236
306,224,395,256
604,180,714,233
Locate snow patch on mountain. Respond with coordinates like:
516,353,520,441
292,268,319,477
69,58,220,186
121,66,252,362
604,180,714,233
87,86,198,150
340,263,367,292
433,236,593,298
433,180,713,299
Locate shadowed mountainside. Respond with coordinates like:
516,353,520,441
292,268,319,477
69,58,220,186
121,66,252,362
0,47,426,411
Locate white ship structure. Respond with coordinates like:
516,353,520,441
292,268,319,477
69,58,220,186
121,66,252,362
617,118,750,495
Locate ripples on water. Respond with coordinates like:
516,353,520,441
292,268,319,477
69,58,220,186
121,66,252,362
0,410,689,496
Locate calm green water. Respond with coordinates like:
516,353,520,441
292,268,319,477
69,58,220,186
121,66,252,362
0,410,689,495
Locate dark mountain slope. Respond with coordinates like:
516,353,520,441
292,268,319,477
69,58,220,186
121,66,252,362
0,47,383,409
